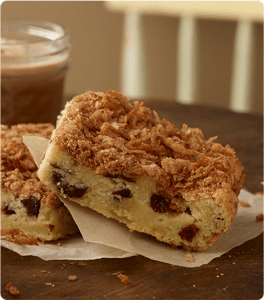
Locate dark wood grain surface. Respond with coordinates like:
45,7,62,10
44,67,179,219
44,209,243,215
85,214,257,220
2,99,263,300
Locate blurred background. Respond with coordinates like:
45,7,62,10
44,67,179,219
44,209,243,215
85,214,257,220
2,1,263,114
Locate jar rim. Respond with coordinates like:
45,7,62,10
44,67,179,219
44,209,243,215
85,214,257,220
1,18,71,59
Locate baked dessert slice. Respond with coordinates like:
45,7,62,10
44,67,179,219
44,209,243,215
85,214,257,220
38,90,245,251
1,123,79,242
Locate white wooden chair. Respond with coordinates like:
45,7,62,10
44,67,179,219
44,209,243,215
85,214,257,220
105,1,263,113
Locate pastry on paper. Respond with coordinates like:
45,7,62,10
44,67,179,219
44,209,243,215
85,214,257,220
38,90,245,251
1,123,79,242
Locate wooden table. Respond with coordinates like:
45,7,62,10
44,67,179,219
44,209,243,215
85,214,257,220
2,99,263,299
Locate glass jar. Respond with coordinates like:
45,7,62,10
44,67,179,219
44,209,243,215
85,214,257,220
1,19,71,126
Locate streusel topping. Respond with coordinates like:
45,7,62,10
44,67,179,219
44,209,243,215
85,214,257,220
1,123,59,207
53,90,245,199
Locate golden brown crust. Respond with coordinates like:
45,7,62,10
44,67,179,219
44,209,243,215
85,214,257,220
1,123,59,207
53,90,245,200
1,228,38,245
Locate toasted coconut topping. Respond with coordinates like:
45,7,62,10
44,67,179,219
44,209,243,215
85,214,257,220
53,90,245,199
1,123,60,207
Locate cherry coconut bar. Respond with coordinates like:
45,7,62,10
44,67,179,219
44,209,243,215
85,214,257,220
1,124,79,241
38,90,245,251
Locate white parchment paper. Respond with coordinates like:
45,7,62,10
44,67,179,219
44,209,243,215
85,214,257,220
1,136,263,267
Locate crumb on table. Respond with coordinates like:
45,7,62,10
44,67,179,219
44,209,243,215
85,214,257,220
6,282,19,296
239,200,251,207
256,214,263,222
117,273,131,285
68,275,77,281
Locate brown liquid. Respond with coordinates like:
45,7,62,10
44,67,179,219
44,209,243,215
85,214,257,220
1,65,67,126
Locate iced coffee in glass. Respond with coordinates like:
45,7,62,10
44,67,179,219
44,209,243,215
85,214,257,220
1,19,71,125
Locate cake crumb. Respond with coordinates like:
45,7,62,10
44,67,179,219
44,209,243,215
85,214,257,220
2,228,38,246
117,274,131,285
239,200,250,207
186,251,194,262
254,191,263,195
6,282,19,296
78,262,87,266
255,214,263,222
68,275,77,281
